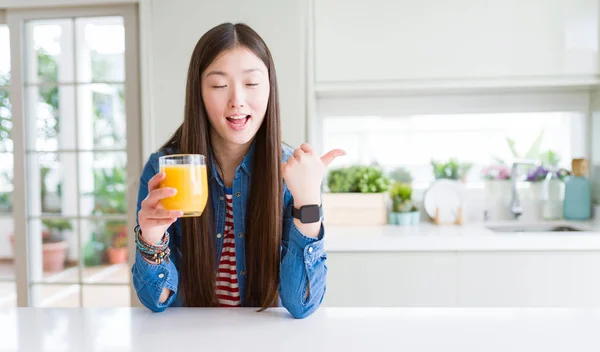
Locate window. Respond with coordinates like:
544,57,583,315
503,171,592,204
323,111,585,189
317,89,590,191
8,5,140,308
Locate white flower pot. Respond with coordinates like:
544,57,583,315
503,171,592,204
484,180,512,201
483,180,513,221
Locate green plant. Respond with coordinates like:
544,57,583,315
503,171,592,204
505,130,545,161
91,166,127,214
388,167,413,184
89,166,127,250
389,182,416,213
42,218,72,243
327,167,356,193
431,158,473,181
0,192,12,212
0,170,12,212
0,72,11,146
327,165,390,193
111,230,128,249
500,130,561,168
37,49,60,138
539,150,561,168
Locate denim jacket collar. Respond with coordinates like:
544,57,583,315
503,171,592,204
209,139,256,186
239,139,255,177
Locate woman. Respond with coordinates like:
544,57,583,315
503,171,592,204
131,22,344,319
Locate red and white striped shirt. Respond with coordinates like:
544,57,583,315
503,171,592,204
216,190,242,307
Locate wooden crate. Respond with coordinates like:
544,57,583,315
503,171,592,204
322,192,388,225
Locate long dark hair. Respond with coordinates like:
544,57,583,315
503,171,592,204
160,23,282,310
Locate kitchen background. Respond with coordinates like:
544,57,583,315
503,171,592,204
1,0,600,308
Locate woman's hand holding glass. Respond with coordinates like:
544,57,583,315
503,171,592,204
138,154,208,244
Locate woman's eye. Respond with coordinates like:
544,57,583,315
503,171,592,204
212,85,227,89
246,83,259,87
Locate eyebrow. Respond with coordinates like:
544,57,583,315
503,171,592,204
205,68,263,78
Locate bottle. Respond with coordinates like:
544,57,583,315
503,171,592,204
563,158,591,220
542,167,563,220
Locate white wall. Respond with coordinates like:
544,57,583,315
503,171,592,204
141,0,308,156
589,89,600,204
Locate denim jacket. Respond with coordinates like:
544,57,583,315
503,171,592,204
131,142,327,319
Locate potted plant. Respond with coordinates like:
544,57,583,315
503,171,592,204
41,219,72,272
431,158,473,183
525,165,551,201
89,166,128,265
388,182,420,226
526,164,570,203
323,165,391,225
8,219,71,272
106,224,128,264
481,162,512,201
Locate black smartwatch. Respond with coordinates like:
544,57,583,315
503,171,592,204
291,204,322,224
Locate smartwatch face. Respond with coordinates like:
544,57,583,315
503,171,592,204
301,205,321,223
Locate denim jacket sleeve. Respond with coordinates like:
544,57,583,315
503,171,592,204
131,152,179,312
278,190,327,319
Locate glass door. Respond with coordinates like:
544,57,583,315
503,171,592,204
8,5,141,307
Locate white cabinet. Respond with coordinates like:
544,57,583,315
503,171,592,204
457,252,600,307
323,252,458,307
323,251,600,307
314,0,598,87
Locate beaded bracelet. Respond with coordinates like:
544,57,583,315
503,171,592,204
134,225,171,264
140,247,171,265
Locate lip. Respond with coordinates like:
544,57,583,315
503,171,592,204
226,114,251,119
226,115,251,131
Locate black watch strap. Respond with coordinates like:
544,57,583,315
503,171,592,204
291,204,322,224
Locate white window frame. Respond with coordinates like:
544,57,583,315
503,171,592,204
0,10,12,301
8,4,141,307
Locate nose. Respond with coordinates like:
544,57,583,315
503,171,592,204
229,83,245,108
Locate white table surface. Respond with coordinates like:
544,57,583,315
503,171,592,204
1,307,599,352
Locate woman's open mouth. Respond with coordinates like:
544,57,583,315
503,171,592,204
226,115,251,131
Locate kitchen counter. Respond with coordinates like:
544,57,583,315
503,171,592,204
1,307,599,352
322,220,600,308
324,220,600,252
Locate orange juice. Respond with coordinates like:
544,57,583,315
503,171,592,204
159,164,208,217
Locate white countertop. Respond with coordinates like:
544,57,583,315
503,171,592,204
1,307,599,352
324,220,600,252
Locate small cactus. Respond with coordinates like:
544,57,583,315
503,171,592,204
389,182,417,213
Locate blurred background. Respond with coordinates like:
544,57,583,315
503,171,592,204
1,0,600,310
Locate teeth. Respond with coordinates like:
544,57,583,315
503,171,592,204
228,115,248,120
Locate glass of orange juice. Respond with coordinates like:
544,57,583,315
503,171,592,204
158,154,208,217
